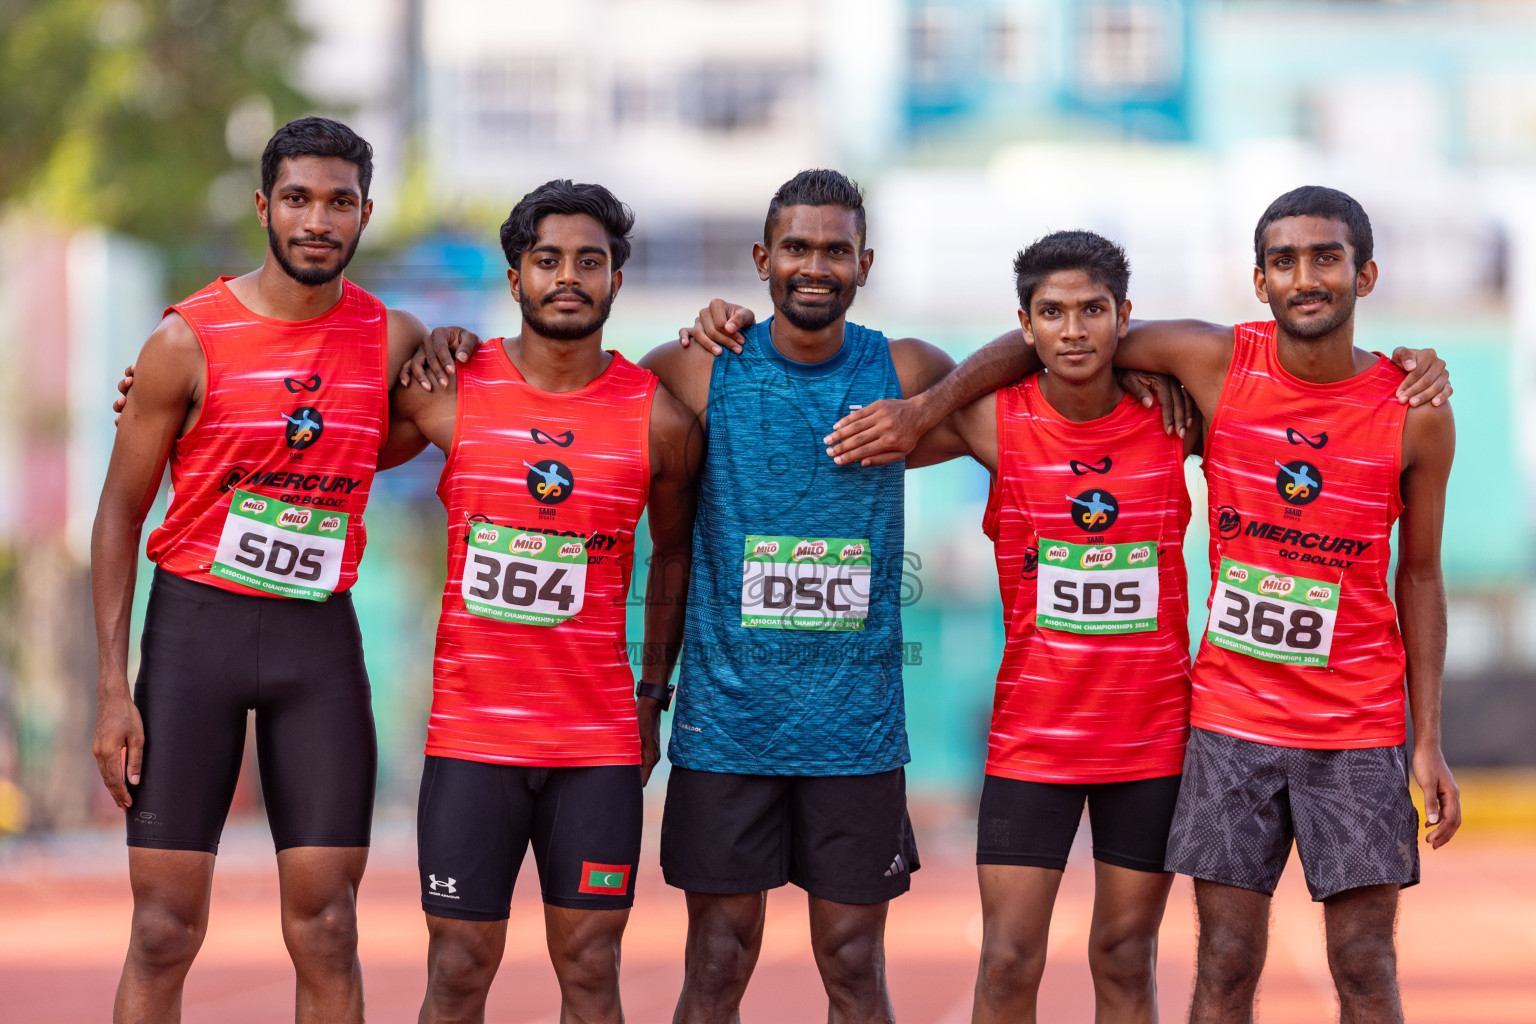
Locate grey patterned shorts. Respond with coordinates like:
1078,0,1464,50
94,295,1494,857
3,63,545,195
1165,727,1420,901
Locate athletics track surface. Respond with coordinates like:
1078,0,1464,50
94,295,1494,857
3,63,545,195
2,797,1533,1023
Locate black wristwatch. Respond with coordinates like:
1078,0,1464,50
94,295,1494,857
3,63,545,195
636,681,675,711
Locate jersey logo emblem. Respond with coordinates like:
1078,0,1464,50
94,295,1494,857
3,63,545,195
1274,460,1322,506
530,427,575,447
525,459,574,504
1069,456,1113,475
1067,489,1119,532
1021,548,1039,580
219,466,251,493
283,374,322,393
1285,427,1328,449
1216,506,1243,539
282,407,324,449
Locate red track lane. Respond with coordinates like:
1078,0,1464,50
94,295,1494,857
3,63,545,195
2,808,1533,1022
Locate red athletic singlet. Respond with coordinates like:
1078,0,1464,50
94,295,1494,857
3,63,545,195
146,277,387,597
1193,321,1408,748
982,378,1192,783
428,342,657,766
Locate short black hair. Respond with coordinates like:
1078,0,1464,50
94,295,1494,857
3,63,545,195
260,116,374,199
500,179,634,271
764,169,866,248
1253,185,1373,271
1013,230,1131,311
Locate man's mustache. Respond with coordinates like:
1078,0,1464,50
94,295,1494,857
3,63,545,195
541,287,595,306
1288,290,1331,307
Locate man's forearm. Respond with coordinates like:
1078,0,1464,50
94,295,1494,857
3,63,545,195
91,514,141,699
910,329,1036,430
639,545,691,686
1397,565,1448,746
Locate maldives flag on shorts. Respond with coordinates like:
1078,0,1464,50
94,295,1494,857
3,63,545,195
578,861,632,895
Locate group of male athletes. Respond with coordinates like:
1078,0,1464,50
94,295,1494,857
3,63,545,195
93,115,1459,1024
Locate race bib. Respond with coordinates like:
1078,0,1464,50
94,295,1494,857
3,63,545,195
1206,557,1339,667
741,535,871,631
210,489,347,601
462,526,586,627
1035,538,1158,634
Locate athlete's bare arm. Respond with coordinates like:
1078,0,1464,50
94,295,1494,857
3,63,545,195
636,385,703,785
90,313,205,809
906,393,1000,475
639,336,715,426
1397,400,1459,850
885,337,996,473
377,308,439,469
385,360,458,458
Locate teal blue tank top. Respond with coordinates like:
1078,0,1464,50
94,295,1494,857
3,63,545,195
668,318,909,775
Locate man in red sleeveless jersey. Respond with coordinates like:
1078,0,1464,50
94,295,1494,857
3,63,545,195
91,117,474,1023
384,180,700,1024
906,230,1201,1022
801,186,1459,1023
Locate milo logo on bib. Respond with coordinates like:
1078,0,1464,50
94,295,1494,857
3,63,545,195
741,534,872,631
1207,557,1340,667
1035,537,1159,634
211,488,349,600
463,527,586,627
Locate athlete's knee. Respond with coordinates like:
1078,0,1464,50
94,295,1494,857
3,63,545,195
812,926,885,1002
1326,929,1398,1000
284,896,359,965
687,929,754,991
977,935,1047,1005
127,902,207,974
1196,923,1264,995
428,935,499,1005
552,933,621,997
1087,928,1157,996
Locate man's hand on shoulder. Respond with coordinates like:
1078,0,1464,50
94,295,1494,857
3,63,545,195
395,319,483,392
826,337,956,468
678,298,756,355
1390,347,1452,407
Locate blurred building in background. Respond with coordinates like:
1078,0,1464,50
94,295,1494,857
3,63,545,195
2,0,1535,834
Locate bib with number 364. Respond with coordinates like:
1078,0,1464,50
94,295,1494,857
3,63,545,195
462,526,587,627
1206,557,1340,667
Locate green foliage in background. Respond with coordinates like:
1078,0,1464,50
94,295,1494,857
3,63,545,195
0,0,311,247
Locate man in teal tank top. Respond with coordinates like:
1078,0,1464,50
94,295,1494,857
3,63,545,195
641,171,962,1024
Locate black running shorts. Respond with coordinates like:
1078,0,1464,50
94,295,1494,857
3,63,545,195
125,568,376,854
976,772,1183,873
1164,727,1420,901
660,766,919,905
416,757,643,920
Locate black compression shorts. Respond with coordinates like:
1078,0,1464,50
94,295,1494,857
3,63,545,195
976,772,1183,873
416,757,643,919
125,568,376,854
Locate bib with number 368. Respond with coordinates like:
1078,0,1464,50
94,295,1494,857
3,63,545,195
462,526,587,627
1206,557,1340,667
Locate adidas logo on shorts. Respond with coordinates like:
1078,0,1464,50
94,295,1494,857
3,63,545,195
884,853,908,878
